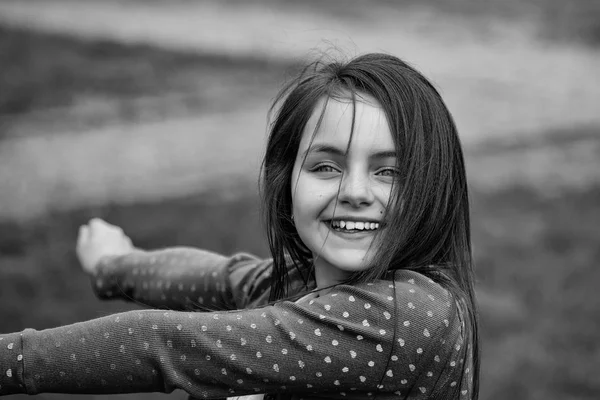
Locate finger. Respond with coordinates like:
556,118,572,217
89,218,107,228
90,218,122,234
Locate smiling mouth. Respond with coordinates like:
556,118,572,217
327,220,380,233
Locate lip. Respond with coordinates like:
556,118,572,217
322,220,379,240
323,218,384,230
324,216,382,224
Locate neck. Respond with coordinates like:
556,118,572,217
313,257,352,290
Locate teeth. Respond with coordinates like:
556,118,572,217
329,220,380,231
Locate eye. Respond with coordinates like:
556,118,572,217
311,163,341,174
376,167,400,178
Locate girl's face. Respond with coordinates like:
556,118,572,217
291,95,397,287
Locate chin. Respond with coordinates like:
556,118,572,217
325,250,373,272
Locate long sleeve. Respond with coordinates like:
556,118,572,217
0,270,472,399
91,249,284,311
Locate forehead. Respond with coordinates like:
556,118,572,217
299,95,393,153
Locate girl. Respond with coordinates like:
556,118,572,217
0,53,479,399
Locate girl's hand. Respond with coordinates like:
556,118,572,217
76,218,134,275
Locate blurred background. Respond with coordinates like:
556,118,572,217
0,0,599,399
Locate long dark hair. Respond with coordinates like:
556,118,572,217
260,52,479,398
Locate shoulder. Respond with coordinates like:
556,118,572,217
345,270,460,341
289,270,460,348
332,270,453,311
390,269,458,330
305,270,453,309
390,269,454,310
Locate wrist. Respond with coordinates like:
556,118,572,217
92,254,120,277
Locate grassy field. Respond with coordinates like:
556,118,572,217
0,24,291,137
2,0,600,124
1,129,599,399
254,0,600,45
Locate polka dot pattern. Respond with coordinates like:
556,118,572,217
0,251,473,399
92,250,292,312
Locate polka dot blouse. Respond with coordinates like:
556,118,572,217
0,248,473,399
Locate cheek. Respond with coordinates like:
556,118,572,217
382,189,404,220
292,189,319,219
291,179,311,219
292,174,327,206
373,184,394,208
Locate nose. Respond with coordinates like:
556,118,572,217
338,170,374,208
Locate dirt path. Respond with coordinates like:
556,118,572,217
0,0,599,219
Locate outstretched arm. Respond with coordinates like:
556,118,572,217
0,272,470,399
92,249,274,311
77,219,276,311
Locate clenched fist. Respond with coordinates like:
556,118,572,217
76,218,135,275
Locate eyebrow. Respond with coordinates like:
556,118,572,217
303,144,397,159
